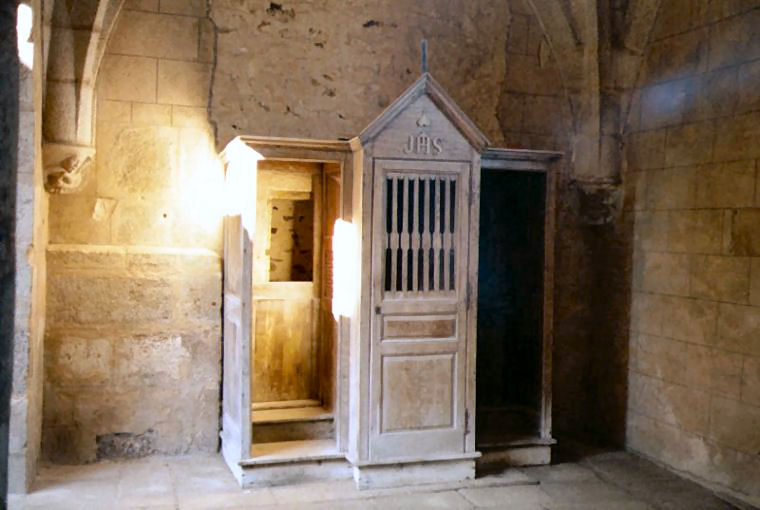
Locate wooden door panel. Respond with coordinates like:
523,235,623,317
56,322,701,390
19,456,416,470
370,159,470,461
222,215,253,460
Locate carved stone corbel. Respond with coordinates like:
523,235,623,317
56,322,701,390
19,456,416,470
43,143,94,194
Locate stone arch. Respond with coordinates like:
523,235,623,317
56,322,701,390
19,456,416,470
42,0,125,194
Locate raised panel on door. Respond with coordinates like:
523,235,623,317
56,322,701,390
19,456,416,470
369,159,470,461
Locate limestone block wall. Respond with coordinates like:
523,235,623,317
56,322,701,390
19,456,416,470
625,3,760,504
42,0,223,462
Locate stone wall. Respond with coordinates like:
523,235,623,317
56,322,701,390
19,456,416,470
1,2,20,503
42,0,223,462
625,2,760,504
9,0,48,493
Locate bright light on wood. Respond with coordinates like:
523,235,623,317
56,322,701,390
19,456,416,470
224,138,263,233
332,219,358,320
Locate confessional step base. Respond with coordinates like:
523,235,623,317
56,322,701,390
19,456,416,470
238,439,351,488
237,403,347,488
475,405,555,471
251,402,334,443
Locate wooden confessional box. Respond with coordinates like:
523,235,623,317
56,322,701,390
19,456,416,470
220,74,560,490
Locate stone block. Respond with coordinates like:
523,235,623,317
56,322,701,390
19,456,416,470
132,102,172,126
687,344,743,397
729,209,760,256
737,59,760,113
664,121,714,167
709,396,760,453
640,79,693,130
635,335,689,384
716,303,760,356
751,259,760,306
623,169,646,211
646,167,694,210
199,18,215,64
689,255,750,303
108,10,199,61
643,28,708,84
504,54,563,96
46,336,112,387
172,106,209,128
124,0,158,11
686,67,738,122
631,373,711,436
48,194,112,245
96,124,178,197
100,55,157,103
660,295,718,345
111,193,175,246
522,95,563,135
507,13,529,54
630,292,667,336
714,111,760,162
47,245,126,271
160,0,205,16
113,334,191,387
125,249,220,275
742,356,760,407
98,100,132,123
667,210,723,254
708,9,760,70
158,60,212,107
47,273,173,326
639,251,690,296
175,274,222,323
626,130,666,170
693,161,755,209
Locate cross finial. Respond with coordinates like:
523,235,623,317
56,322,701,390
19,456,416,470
421,39,428,73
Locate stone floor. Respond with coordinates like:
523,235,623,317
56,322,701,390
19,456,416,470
9,447,753,510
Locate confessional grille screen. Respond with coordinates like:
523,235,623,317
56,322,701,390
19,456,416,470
383,175,457,294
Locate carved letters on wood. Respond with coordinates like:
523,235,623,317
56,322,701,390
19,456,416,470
403,111,444,156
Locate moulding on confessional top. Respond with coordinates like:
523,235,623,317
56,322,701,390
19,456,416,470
43,143,94,194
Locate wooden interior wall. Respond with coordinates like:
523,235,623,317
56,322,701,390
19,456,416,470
252,161,323,404
319,163,341,411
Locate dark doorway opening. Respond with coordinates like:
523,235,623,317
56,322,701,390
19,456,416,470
476,169,546,446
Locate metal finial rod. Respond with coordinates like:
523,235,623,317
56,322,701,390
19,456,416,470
421,39,428,73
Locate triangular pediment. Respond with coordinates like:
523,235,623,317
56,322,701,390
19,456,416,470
357,73,491,152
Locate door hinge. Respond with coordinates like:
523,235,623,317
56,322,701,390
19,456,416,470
464,408,470,435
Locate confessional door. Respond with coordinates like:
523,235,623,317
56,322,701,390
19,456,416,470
369,159,470,460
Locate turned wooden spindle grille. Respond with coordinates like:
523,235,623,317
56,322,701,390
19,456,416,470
382,174,458,295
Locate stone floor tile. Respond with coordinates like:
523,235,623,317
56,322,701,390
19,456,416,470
458,485,552,507
116,459,176,507
176,488,277,509
539,481,635,505
520,463,598,483
270,480,358,504
632,479,739,510
544,503,653,510
370,490,474,509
